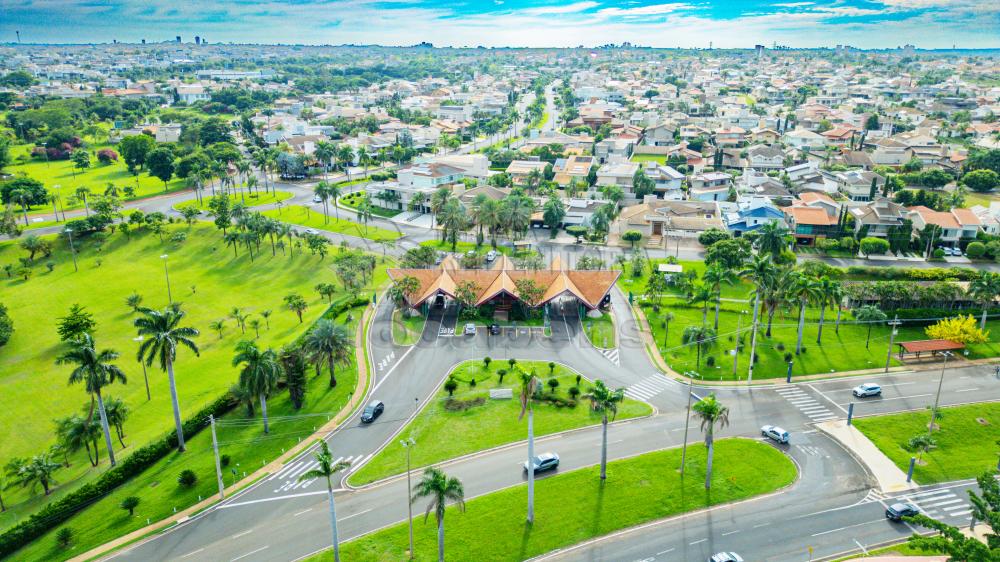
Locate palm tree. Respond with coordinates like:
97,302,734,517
411,467,466,562
762,266,794,337
756,221,790,257
855,305,888,349
233,340,283,433
104,396,130,448
314,141,335,179
439,199,467,251
327,183,343,221
337,145,354,180
15,454,62,496
299,440,351,562
702,264,738,330
314,181,332,224
209,319,226,339
55,413,101,467
815,277,842,344
430,187,452,232
517,370,539,523
134,306,200,452
56,334,127,467
692,393,729,490
789,272,822,354
303,319,352,388
682,325,716,369
687,283,714,327
584,380,625,480
968,272,1000,331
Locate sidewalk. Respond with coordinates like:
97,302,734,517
72,303,376,562
816,419,916,493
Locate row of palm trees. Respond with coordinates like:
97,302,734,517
414,188,537,249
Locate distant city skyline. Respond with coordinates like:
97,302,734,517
1,0,998,49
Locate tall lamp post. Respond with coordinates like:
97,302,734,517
401,438,416,559
928,351,952,435
679,372,695,475
160,254,173,304
64,227,78,272
133,336,150,400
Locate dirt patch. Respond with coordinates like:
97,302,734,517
976,417,990,426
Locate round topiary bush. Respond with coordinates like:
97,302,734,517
177,469,198,488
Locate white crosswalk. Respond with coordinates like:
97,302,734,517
901,488,974,520
269,455,361,494
773,386,838,423
625,375,670,401
601,347,620,365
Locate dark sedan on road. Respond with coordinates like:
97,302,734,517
886,502,920,521
360,400,384,423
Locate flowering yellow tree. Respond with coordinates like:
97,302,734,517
925,315,989,344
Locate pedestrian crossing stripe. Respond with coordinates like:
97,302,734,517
272,455,358,493
601,347,620,365
625,375,670,400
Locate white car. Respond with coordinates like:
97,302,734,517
486,250,498,262
523,452,560,473
463,323,477,336
852,383,882,398
709,553,744,562
304,228,318,235
761,425,790,444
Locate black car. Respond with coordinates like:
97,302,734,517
488,323,500,335
360,400,384,423
885,502,919,521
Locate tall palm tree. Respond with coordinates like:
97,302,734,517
969,272,1000,331
741,253,777,360
327,182,343,221
702,264,738,330
692,393,729,490
232,340,282,434
756,221,790,257
430,187,452,232
56,334,127,467
314,181,332,224
299,440,351,562
15,454,62,496
682,325,716,368
815,276,842,343
687,283,714,327
411,467,466,562
762,266,794,337
439,199,467,251
479,198,502,248
855,305,888,349
314,141,335,180
303,319,352,388
134,306,200,452
517,370,540,522
584,380,626,480
337,145,354,180
789,272,822,354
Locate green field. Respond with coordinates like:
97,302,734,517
629,153,668,164
392,309,426,345
260,205,403,242
5,142,189,216
0,223,387,532
173,190,293,211
339,191,400,218
835,542,941,560
617,258,753,301
348,360,651,486
854,402,1000,484
312,439,796,562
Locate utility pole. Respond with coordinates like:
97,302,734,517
160,254,173,304
733,311,745,377
401,438,416,559
885,315,901,373
928,351,952,435
679,375,694,475
210,415,225,500
748,293,760,383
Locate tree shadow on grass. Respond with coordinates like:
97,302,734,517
588,478,607,535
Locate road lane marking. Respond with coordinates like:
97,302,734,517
689,538,707,545
656,548,675,555
294,508,312,517
955,388,979,393
807,384,849,414
231,545,269,561
722,530,740,536
811,518,885,537
181,548,205,558
339,508,373,522
874,393,933,402
231,530,252,539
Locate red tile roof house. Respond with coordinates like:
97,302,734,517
907,206,982,247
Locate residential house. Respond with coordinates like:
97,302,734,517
849,198,908,239
596,161,639,191
506,160,549,185
643,122,676,146
908,206,981,247
782,201,841,245
713,126,746,147
836,170,885,202
643,163,685,200
782,128,826,150
611,200,726,247
870,138,911,167
746,145,785,171
726,198,787,236
688,172,732,202
552,155,594,187
176,84,210,104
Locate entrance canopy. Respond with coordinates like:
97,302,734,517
388,255,621,310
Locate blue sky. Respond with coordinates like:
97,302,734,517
1,0,998,48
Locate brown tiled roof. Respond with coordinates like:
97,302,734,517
897,339,964,353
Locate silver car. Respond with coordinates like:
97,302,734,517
709,553,744,562
523,453,560,473
853,383,882,397
761,425,790,444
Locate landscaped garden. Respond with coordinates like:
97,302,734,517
173,190,292,211
0,222,387,558
854,402,1000,484
339,190,400,218
583,311,616,349
315,438,796,562
392,308,427,345
348,359,652,485
260,204,403,242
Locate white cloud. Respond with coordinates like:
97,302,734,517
520,1,599,15
597,3,690,17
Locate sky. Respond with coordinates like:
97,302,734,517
1,0,998,49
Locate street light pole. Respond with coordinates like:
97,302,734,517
928,351,952,435
733,311,746,377
160,254,173,304
748,293,760,382
134,336,150,400
65,228,78,272
401,438,416,559
679,375,694,475
885,315,901,373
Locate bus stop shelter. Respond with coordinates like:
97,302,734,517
895,339,965,360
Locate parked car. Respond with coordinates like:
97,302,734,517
852,383,882,398
885,502,919,521
488,323,500,335
760,425,790,444
486,250,498,262
304,228,318,235
709,553,745,562
360,400,384,423
463,323,477,336
312,195,323,203
523,452,560,474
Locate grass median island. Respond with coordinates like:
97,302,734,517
583,311,615,349
349,361,651,486
392,308,426,345
10,301,370,562
173,190,293,211
339,191,400,218
853,402,1000,484
260,205,403,242
315,439,796,562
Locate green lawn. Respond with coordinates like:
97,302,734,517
11,301,370,562
348,360,652,486
854,402,1000,484
835,542,941,560
339,191,401,218
260,205,403,242
313,439,796,562
173,190,293,211
583,312,615,349
629,153,668,164
617,259,754,301
0,224,387,533
5,142,189,215
392,308,426,345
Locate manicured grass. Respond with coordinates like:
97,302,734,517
6,142,189,215
835,542,941,560
339,191,401,218
0,224,387,531
392,308,426,345
173,190,293,211
583,312,616,349
348,360,652,486
629,153,668,164
260,205,403,242
312,439,796,562
853,402,1000,484
617,258,754,301
11,301,370,562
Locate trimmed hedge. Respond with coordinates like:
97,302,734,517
0,394,236,557
0,295,371,557
877,307,1000,325
845,265,981,281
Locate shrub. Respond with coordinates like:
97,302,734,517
860,237,890,257
547,378,560,392
568,386,581,399
444,377,458,397
220,454,231,467
119,496,140,516
575,374,582,386
965,241,986,259
705,356,715,367
776,342,785,352
97,149,118,164
443,397,486,411
698,228,731,247
548,362,556,375
925,315,989,344
839,237,858,252
56,528,73,549
783,352,793,362
177,469,198,488
933,248,946,259
469,377,476,388
482,356,492,369
497,369,507,384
